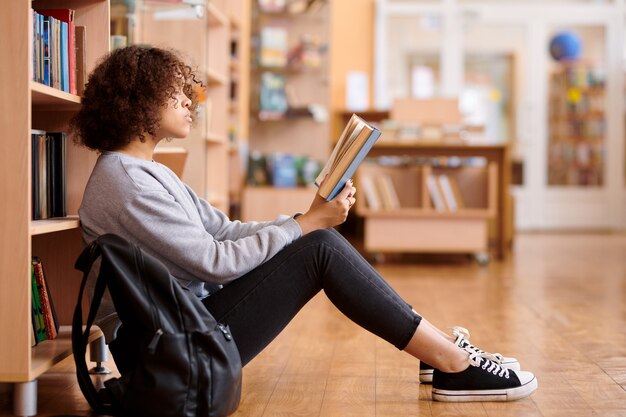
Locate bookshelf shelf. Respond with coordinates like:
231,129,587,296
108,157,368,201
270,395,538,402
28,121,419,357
208,68,227,86
29,326,102,381
356,208,495,219
206,132,227,143
30,216,80,236
31,81,81,108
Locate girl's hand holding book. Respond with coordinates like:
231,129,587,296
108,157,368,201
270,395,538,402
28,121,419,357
295,179,356,235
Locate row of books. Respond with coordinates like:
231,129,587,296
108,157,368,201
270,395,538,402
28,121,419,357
259,72,288,119
360,174,400,210
32,8,86,95
246,151,322,187
427,174,466,212
31,130,67,220
257,26,326,69
31,257,59,346
360,173,465,212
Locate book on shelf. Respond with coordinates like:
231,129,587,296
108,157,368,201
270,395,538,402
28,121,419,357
32,257,59,341
448,175,465,209
32,130,49,220
31,130,67,220
246,152,270,186
259,26,288,68
31,130,44,220
426,173,446,212
315,114,381,200
32,8,77,94
75,25,87,95
259,72,288,120
360,175,381,210
438,174,458,212
30,266,46,345
47,132,67,217
375,174,400,210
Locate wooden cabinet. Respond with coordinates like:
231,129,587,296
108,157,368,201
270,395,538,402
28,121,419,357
357,159,497,259
356,142,512,262
0,0,109,414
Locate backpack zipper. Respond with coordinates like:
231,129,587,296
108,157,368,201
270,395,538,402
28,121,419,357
147,328,163,353
217,323,232,341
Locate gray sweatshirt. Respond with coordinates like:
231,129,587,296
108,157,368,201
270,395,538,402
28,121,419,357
79,151,302,341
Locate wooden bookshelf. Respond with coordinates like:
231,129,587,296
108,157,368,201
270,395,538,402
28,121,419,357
547,62,605,186
240,1,330,221
357,161,497,261
0,0,110,414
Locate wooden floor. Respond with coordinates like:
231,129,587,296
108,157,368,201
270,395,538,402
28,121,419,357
2,232,626,416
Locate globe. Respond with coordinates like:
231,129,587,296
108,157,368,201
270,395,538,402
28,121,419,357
549,31,582,61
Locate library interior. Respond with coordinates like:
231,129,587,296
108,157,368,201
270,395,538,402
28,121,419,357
1,0,626,416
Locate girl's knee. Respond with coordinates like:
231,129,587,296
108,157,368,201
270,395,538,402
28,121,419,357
305,228,343,246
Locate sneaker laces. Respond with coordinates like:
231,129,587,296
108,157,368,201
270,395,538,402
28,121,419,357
450,326,505,364
463,344,510,379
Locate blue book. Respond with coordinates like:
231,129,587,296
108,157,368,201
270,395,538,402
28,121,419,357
315,114,381,201
60,21,69,92
43,15,50,86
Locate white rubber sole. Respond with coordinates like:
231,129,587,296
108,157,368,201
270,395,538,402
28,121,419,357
432,376,538,402
419,369,433,384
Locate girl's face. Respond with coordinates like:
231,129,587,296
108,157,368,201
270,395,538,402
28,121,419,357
156,87,193,140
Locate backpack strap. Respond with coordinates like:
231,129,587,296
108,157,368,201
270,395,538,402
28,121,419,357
72,240,118,415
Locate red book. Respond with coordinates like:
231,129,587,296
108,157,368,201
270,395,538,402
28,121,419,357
36,8,76,95
32,257,59,340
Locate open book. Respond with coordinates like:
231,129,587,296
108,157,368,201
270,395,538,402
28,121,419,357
315,114,381,200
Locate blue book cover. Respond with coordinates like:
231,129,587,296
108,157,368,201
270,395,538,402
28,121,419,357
43,15,50,86
324,128,381,201
60,21,69,92
315,114,382,201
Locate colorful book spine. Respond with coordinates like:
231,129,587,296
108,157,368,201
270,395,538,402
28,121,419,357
32,257,59,340
47,132,67,217
31,130,67,220
32,9,75,93
31,266,47,345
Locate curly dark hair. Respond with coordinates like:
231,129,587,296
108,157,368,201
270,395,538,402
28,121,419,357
71,45,202,152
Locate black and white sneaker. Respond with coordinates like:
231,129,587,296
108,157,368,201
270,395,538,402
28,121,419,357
431,345,537,402
420,326,520,384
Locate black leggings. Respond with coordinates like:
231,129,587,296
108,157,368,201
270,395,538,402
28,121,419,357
110,228,421,370
202,228,421,366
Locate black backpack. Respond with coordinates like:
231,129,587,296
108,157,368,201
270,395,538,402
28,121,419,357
72,233,242,417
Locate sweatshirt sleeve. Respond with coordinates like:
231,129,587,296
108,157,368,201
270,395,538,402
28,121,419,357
184,184,301,240
117,190,302,285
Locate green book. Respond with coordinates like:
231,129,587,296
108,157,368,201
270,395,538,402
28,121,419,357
31,267,47,344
